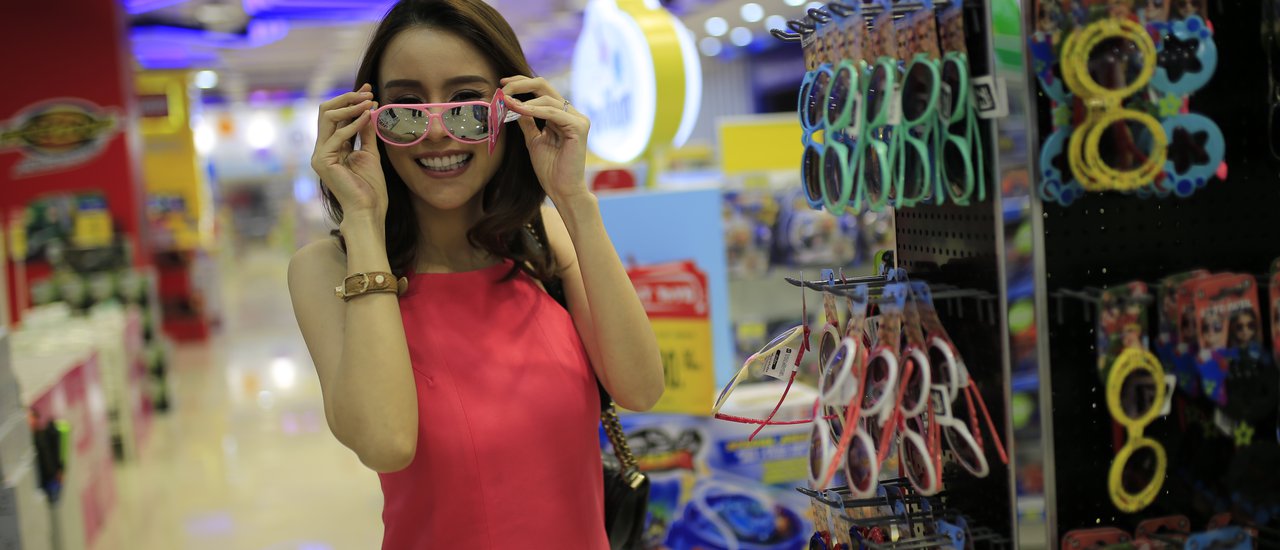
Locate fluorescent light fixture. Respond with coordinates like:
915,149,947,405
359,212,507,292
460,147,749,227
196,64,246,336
740,3,764,23
699,37,723,56
245,115,276,149
730,27,753,47
765,15,787,31
704,16,729,37
194,70,219,89
785,0,806,6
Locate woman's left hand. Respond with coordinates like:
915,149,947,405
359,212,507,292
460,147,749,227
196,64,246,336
501,76,591,204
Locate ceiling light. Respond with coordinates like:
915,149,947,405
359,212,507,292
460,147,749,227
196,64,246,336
699,36,723,57
704,16,729,37
194,70,219,89
740,3,764,22
785,0,806,6
730,27,753,47
765,14,787,31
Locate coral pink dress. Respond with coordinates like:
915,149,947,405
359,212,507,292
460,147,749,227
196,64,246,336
379,260,608,549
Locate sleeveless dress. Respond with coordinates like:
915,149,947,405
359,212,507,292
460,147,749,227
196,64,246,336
379,260,609,549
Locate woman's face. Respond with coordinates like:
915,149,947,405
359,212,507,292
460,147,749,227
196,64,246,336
378,28,507,212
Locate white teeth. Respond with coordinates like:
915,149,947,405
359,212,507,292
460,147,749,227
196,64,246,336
417,154,472,171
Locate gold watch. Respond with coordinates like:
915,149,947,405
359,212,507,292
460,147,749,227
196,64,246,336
335,272,407,301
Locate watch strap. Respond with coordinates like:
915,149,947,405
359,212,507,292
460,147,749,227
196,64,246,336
335,272,405,301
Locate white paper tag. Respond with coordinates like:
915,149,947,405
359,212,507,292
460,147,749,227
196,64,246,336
971,75,1009,120
887,88,904,126
1213,409,1238,437
939,81,954,120
1159,374,1177,417
762,346,797,380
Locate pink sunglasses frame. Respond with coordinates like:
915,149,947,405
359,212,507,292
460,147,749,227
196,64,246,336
371,89,521,154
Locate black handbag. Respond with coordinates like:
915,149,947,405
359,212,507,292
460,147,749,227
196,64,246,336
526,216,650,550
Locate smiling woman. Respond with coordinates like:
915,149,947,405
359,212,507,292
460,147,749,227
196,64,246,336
285,0,665,548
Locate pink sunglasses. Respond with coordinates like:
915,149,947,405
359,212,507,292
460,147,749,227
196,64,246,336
371,89,522,153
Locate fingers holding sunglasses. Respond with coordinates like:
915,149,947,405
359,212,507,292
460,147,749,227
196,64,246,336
506,95,589,140
500,75,564,102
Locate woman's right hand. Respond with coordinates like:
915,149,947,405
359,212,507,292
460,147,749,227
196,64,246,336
311,83,387,222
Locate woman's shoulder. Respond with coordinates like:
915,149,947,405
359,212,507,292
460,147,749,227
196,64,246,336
288,238,346,289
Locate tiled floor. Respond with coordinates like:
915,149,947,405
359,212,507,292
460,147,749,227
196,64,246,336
98,247,384,550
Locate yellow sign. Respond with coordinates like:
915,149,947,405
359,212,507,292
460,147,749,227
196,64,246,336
717,113,805,175
648,318,714,414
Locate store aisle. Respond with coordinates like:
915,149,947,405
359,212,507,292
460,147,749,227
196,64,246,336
99,247,383,550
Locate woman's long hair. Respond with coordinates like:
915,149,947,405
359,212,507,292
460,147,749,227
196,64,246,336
322,0,556,282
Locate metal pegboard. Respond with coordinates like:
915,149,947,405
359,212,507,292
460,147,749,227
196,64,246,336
895,205,999,284
1032,0,1280,541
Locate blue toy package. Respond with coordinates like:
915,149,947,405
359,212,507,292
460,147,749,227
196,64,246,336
603,412,814,550
665,476,811,550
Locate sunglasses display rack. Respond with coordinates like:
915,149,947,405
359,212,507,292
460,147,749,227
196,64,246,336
755,0,1280,547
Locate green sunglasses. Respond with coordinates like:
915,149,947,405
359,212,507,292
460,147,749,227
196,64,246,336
935,52,984,206
857,60,898,212
890,54,942,209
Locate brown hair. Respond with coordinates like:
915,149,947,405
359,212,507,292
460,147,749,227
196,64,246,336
323,0,555,282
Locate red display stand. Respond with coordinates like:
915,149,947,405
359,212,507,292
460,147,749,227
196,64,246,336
0,0,148,325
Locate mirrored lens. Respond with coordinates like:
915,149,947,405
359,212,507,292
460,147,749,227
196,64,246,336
828,66,854,126
900,142,929,202
1121,446,1159,494
809,70,831,129
862,144,886,205
1086,37,1148,91
823,146,845,209
821,338,843,392
940,59,963,120
866,65,889,122
809,422,826,480
902,358,926,413
942,138,971,199
1097,119,1158,172
902,435,933,490
1119,368,1160,421
764,325,800,351
714,368,745,410
945,425,983,472
441,104,491,141
805,146,825,203
902,63,936,123
377,107,430,144
844,436,875,491
928,346,954,393
862,357,892,414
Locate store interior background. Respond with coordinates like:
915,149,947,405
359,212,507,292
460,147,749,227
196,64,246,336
1,0,896,548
